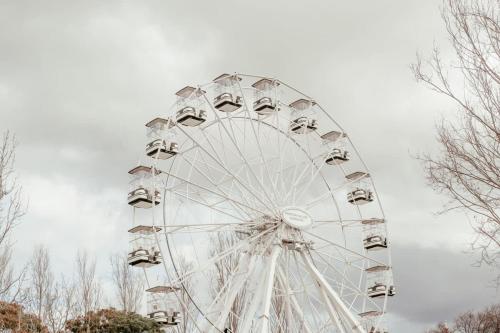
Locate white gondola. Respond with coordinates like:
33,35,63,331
347,188,374,205
145,117,175,130
145,118,178,160
346,171,374,205
289,116,318,133
127,247,162,267
320,130,347,142
359,311,389,333
252,78,278,115
213,74,243,112
127,166,161,208
147,286,182,326
253,97,275,114
289,99,318,134
363,235,387,250
366,265,395,298
362,219,388,250
325,147,349,165
322,130,349,164
127,187,161,208
145,139,178,160
175,86,207,126
127,225,162,267
367,283,395,298
214,93,243,112
176,106,207,127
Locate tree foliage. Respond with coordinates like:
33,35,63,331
0,301,47,333
65,308,161,333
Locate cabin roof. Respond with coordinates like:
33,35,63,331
128,225,162,234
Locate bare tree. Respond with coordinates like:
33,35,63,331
210,233,247,332
175,254,195,333
75,251,101,332
428,304,500,332
109,253,143,313
44,277,77,333
427,323,452,333
26,245,77,333
412,0,500,276
454,304,500,333
28,245,52,321
0,131,27,301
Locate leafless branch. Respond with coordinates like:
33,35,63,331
0,131,27,302
109,253,143,313
412,0,500,280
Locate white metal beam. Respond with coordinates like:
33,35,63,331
238,261,268,333
204,253,257,333
300,251,366,333
257,244,281,333
276,267,313,333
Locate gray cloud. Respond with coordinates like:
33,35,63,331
391,244,498,328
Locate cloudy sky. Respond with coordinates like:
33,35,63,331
0,0,498,331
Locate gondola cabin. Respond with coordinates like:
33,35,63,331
367,283,396,298
363,235,387,250
176,106,207,127
175,86,207,126
145,117,175,130
347,188,374,205
362,218,388,250
321,130,347,143
145,139,178,160
289,117,318,133
325,148,349,165
289,99,318,134
127,225,162,268
253,97,275,114
127,187,161,208
145,118,178,160
345,171,374,205
127,247,162,267
366,265,395,298
252,78,278,115
147,286,182,326
213,74,243,112
359,311,388,333
214,93,243,112
127,166,161,208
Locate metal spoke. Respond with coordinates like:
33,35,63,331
161,169,268,217
201,93,280,214
177,152,256,220
171,224,278,286
174,123,276,214
300,251,366,333
304,230,386,266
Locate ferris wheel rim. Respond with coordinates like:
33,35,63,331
133,73,393,333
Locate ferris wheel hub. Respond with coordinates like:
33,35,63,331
280,207,313,230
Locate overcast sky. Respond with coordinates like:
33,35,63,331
0,0,498,332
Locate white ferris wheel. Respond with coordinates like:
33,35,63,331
126,73,395,333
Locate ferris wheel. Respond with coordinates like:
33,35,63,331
126,73,394,333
